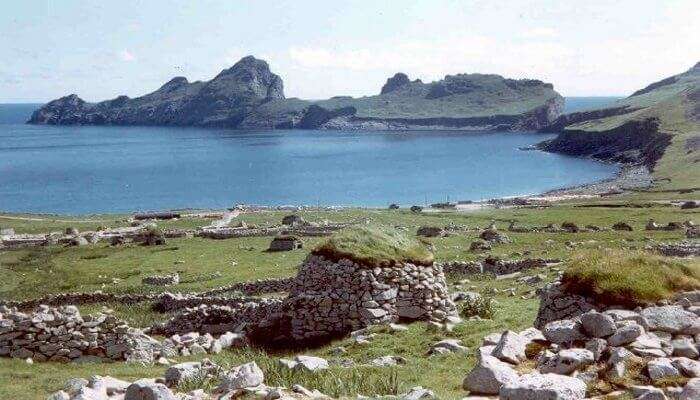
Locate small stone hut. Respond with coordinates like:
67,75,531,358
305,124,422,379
262,226,458,342
268,235,303,251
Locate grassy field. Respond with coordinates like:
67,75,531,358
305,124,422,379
0,202,698,399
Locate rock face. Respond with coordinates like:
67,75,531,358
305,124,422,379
538,62,700,174
29,57,563,131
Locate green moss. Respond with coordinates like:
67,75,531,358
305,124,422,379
562,249,700,306
312,225,434,267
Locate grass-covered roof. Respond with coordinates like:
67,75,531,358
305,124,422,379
312,225,434,267
562,249,700,307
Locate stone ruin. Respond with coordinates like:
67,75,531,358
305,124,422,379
155,252,459,346
654,240,700,257
276,254,459,342
268,235,303,251
0,305,159,363
440,257,557,277
463,283,700,400
142,273,180,286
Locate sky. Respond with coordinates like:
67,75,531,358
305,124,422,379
1,0,699,103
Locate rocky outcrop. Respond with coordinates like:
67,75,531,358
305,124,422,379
380,73,413,94
29,57,564,131
538,117,672,168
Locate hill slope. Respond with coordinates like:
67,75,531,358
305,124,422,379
28,57,563,131
539,62,700,192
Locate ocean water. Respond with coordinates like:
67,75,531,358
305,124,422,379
0,99,619,214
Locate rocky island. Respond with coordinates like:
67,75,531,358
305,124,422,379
28,56,564,131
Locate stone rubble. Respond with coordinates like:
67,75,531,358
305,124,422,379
464,289,700,399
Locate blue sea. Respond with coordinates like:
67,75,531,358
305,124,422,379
0,97,620,214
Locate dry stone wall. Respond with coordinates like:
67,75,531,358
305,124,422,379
440,258,556,277
0,305,159,363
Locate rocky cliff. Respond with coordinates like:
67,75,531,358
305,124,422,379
29,56,563,131
538,62,700,189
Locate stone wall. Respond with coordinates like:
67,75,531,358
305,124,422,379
0,305,159,362
440,258,555,277
0,277,295,310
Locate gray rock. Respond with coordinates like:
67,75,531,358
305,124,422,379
124,380,177,400
293,355,329,372
543,319,586,344
463,355,519,395
647,358,681,383
604,309,649,329
679,378,700,400
580,311,617,338
164,361,203,387
629,333,667,358
492,331,528,364
672,338,699,359
641,306,700,334
585,338,607,361
538,348,594,375
607,322,644,346
429,339,468,354
499,372,587,400
217,361,264,391
672,357,700,378
401,386,435,400
630,385,668,400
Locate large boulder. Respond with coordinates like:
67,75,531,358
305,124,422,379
538,349,594,375
641,306,700,334
124,380,177,400
543,319,587,344
534,284,596,329
492,331,528,364
579,311,617,338
216,361,264,391
499,372,587,400
463,355,519,395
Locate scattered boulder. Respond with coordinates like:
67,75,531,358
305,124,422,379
463,355,519,395
538,349,594,375
216,361,264,391
580,310,617,338
469,240,492,253
124,380,177,400
499,372,587,400
612,221,633,231
492,331,528,364
417,226,446,237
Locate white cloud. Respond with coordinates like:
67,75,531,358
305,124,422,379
118,49,136,62
521,27,557,38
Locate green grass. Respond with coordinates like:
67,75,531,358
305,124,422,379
562,249,700,306
312,225,434,267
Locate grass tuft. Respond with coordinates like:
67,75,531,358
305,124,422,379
312,225,433,267
562,249,700,307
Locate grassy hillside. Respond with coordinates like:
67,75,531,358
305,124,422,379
560,63,700,193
